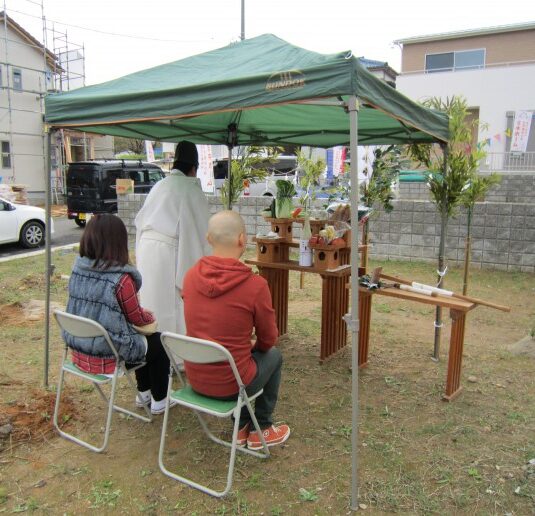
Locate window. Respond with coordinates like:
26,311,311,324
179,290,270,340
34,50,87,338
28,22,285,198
454,49,485,70
426,52,454,72
1,141,11,169
12,68,22,91
425,49,485,73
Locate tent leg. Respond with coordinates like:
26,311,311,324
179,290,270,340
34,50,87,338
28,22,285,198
347,95,360,511
44,131,52,388
227,145,232,210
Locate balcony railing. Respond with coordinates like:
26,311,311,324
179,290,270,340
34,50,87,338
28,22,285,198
480,152,535,172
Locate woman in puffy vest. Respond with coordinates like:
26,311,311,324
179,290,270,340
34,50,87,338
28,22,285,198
64,214,177,415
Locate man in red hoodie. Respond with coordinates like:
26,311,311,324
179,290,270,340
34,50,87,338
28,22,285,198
182,210,290,450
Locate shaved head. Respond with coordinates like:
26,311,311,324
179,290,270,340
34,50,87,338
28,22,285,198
207,210,246,248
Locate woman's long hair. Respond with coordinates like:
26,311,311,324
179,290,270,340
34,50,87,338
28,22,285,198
79,214,129,269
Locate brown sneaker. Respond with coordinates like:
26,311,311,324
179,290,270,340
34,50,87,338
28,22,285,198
247,424,290,450
236,422,250,446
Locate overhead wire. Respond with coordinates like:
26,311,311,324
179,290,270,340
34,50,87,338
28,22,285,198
6,6,224,44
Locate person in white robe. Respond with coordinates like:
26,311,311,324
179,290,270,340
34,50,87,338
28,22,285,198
135,141,210,335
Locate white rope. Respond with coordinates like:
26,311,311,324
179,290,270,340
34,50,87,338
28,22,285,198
436,265,448,287
434,322,444,328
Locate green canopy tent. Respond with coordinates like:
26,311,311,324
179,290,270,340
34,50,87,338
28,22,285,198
44,34,448,510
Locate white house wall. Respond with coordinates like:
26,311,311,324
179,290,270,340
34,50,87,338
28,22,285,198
0,21,50,196
397,63,535,155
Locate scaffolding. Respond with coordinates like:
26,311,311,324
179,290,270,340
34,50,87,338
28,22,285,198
0,0,85,200
51,24,86,197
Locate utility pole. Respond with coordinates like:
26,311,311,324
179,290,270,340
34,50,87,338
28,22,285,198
240,0,245,40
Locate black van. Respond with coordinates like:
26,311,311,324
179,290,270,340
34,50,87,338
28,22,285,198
66,160,165,226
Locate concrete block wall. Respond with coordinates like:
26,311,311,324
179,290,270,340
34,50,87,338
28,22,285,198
207,196,273,237
118,194,535,272
117,194,146,243
399,172,535,204
484,173,535,204
368,200,535,273
117,193,274,244
398,182,429,201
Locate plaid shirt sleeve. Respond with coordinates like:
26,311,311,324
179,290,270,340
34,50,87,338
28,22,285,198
115,273,155,326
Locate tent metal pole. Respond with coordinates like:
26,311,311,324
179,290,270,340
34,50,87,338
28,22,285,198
240,0,245,40
44,130,52,387
347,95,360,511
227,145,232,209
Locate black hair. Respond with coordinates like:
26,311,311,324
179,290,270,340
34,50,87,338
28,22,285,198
173,160,197,175
79,214,129,269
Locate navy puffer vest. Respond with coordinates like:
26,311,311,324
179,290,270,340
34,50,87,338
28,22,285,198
63,256,147,363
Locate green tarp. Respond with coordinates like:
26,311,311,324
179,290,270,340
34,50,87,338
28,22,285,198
45,34,448,146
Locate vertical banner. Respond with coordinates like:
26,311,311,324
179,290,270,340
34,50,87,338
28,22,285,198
326,149,334,182
510,111,533,153
197,144,215,193
145,140,155,162
326,146,346,182
333,146,346,177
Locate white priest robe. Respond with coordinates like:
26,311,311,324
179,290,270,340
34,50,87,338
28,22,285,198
135,169,210,334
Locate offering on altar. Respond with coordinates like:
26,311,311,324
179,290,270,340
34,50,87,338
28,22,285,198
256,230,279,239
274,179,296,218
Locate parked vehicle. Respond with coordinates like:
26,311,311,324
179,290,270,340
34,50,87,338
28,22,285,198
213,155,298,197
66,160,165,226
0,197,54,248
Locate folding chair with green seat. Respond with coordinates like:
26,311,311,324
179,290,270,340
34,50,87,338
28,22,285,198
159,332,270,498
53,309,152,453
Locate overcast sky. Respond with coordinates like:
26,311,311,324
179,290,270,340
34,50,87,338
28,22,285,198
12,0,535,85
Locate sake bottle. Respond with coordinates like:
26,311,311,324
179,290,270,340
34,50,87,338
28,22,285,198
299,214,313,266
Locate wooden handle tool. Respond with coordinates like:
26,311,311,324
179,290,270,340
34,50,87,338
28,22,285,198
379,272,510,312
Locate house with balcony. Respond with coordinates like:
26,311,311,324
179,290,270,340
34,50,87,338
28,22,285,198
394,21,535,184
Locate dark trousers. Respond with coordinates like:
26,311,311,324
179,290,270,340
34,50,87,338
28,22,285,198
133,332,169,401
213,347,283,429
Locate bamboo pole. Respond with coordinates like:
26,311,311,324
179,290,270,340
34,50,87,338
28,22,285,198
433,143,449,362
462,207,472,296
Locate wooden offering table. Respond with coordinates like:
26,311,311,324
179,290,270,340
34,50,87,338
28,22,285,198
357,283,476,401
249,216,365,363
245,257,354,362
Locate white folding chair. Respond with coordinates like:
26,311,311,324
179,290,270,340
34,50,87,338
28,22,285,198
53,309,152,453
159,332,270,498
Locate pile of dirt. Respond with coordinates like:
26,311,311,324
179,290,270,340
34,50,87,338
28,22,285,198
0,389,78,449
0,300,64,325
18,275,45,291
509,335,535,359
22,300,64,322
0,302,26,326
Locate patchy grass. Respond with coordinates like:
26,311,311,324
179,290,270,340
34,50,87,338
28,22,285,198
1,249,535,513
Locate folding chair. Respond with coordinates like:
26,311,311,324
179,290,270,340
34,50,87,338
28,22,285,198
159,332,270,498
53,310,152,453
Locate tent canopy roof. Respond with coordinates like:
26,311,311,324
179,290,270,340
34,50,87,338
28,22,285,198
45,34,449,147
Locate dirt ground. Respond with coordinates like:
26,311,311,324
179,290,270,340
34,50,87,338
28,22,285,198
1,249,534,515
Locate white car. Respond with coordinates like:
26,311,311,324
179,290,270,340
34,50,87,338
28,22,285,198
0,197,54,248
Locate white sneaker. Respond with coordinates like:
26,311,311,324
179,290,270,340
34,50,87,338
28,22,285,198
135,390,151,407
151,396,179,415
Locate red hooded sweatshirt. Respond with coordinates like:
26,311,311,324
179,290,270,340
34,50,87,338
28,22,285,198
182,256,278,397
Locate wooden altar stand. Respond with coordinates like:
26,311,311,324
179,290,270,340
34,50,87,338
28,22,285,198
357,284,476,401
247,217,511,400
246,225,367,363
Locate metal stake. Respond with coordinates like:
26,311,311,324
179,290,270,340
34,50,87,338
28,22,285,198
44,130,52,387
